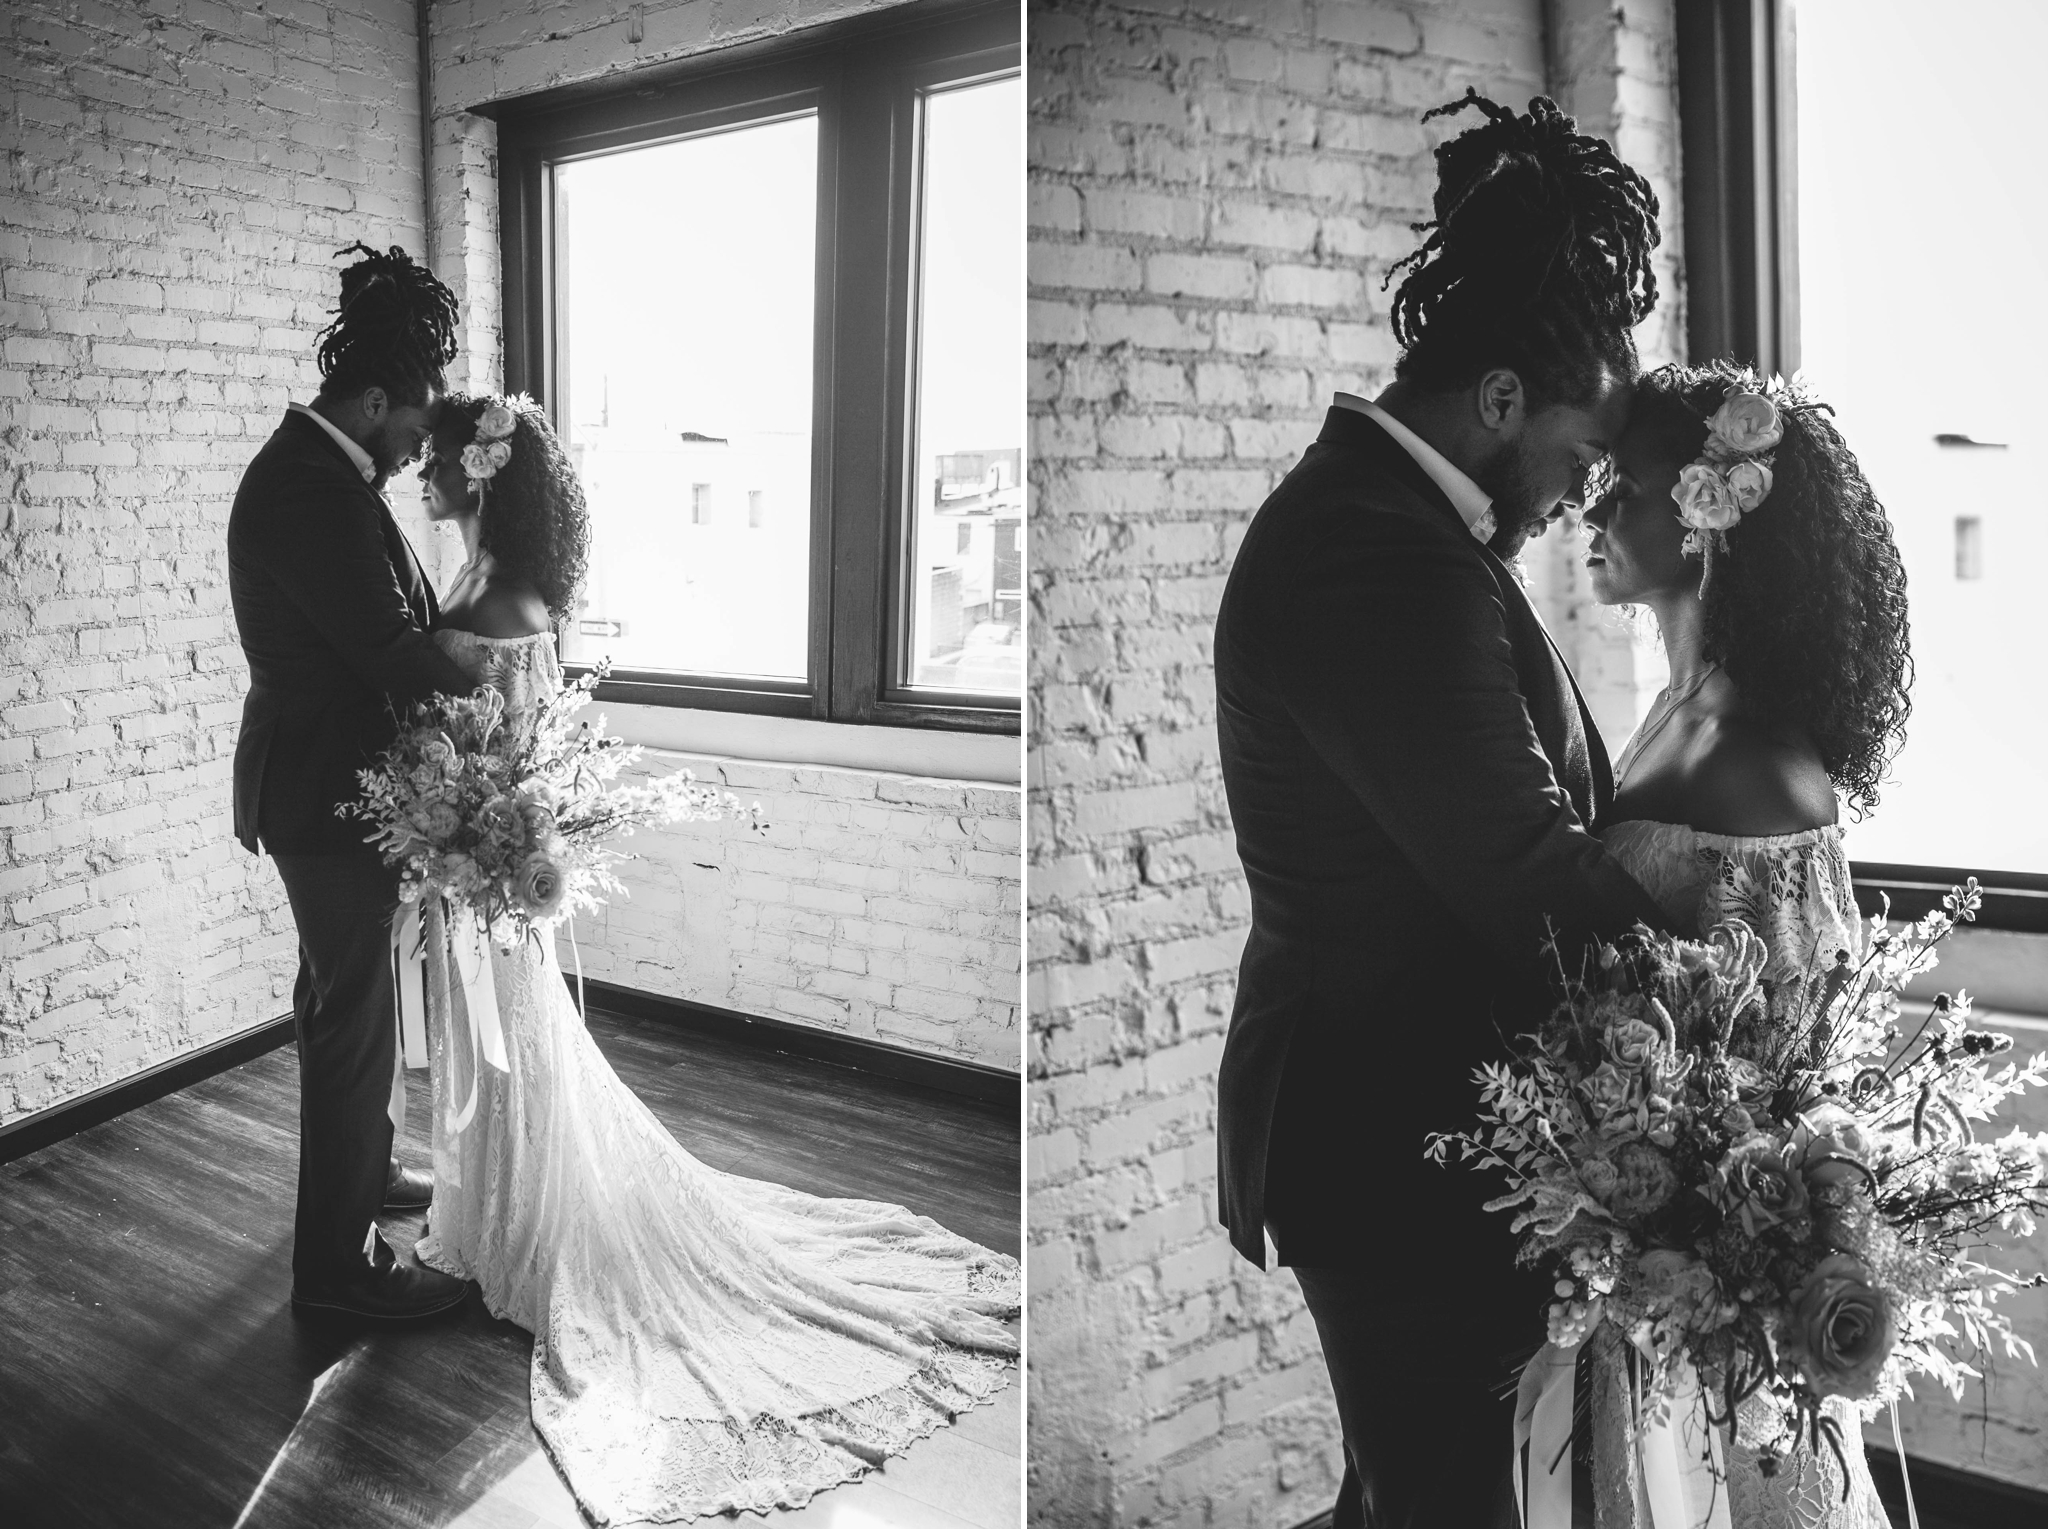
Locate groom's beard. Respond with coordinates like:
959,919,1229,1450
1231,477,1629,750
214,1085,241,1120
364,418,421,482
1478,434,1550,560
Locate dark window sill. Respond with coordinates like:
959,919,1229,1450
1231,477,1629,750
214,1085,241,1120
1852,863,2048,935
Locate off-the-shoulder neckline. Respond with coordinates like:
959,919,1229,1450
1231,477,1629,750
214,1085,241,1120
1604,818,1843,850
434,628,556,649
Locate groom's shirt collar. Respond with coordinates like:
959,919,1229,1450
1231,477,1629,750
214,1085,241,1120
1331,392,1496,543
288,401,378,483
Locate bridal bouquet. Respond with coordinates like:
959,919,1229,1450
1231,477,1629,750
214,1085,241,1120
342,659,767,943
1426,882,2048,1479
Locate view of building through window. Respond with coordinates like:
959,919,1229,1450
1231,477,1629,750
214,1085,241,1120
1797,0,2048,873
554,114,818,682
905,75,1024,697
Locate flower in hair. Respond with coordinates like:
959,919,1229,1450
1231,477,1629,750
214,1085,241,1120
461,397,522,485
477,400,518,441
1703,392,1785,459
1725,459,1773,511
1674,385,1784,561
461,438,512,480
1674,463,1741,533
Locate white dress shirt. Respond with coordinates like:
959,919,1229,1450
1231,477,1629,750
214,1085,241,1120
289,401,378,483
1331,392,1496,544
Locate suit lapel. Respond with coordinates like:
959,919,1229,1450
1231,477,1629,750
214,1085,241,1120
1330,406,1615,823
1535,610,1613,824
1480,548,1609,827
278,410,437,629
377,502,437,630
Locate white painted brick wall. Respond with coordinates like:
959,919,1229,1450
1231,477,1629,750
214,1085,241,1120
431,0,913,108
557,752,1021,1067
1028,2,1681,1523
3,0,1021,1124
0,0,428,1124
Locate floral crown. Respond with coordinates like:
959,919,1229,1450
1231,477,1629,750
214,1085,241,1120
1671,378,1789,560
458,394,535,488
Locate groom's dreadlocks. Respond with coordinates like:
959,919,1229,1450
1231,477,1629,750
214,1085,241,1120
1386,90,1661,407
313,243,460,406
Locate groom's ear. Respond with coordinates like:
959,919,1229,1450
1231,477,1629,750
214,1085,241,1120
358,386,390,424
1475,368,1527,433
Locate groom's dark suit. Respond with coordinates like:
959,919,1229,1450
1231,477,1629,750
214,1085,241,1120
228,408,472,1286
1213,406,1663,1527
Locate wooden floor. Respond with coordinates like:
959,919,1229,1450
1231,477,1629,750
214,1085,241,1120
0,1008,1021,1529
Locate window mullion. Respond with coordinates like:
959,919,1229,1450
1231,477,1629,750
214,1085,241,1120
819,56,904,725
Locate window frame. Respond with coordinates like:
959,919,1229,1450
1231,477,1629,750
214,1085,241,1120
490,0,1021,734
1676,0,1800,376
887,59,1027,709
1692,0,2043,930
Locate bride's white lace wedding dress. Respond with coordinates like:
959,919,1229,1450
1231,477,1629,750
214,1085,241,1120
1593,818,1891,1529
411,630,1019,1526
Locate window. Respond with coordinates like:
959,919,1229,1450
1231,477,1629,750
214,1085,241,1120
1791,0,2048,885
1673,0,2048,929
904,78,1024,697
493,0,1020,731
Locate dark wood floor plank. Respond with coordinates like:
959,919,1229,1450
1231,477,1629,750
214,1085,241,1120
0,1006,1018,1528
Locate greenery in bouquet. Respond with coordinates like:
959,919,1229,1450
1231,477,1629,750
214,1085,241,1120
1426,881,2048,1480
342,659,767,943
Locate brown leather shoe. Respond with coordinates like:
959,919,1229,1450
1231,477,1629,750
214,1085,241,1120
384,1162,433,1211
291,1258,468,1323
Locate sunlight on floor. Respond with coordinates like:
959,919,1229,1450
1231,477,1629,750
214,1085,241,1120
229,1349,366,1529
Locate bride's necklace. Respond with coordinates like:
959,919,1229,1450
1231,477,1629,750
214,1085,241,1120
1614,663,1718,787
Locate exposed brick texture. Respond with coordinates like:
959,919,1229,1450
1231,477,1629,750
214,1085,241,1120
0,0,427,1122
568,752,1022,1066
3,0,1020,1126
1026,2,1682,1522
430,0,909,107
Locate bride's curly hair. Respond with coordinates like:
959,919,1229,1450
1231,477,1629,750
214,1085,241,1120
434,394,590,624
1632,362,1912,818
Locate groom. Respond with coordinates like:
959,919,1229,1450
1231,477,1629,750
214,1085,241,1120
228,244,475,1322
1213,97,1669,1527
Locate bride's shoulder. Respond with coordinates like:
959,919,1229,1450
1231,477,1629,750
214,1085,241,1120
453,579,551,640
1681,714,1836,838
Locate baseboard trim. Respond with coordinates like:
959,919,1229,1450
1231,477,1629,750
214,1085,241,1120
0,1013,298,1167
0,979,1016,1169
567,975,1018,1109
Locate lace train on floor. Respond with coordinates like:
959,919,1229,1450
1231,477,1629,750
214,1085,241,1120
411,903,1018,1524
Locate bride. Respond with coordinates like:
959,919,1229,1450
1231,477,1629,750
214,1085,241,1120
407,393,1019,1525
1577,361,1911,1526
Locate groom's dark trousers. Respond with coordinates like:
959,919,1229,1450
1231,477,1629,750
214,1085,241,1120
228,408,473,1288
1213,407,1666,1528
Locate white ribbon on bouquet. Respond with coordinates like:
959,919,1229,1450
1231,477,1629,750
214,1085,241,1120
1516,1331,1923,1529
1513,1327,1731,1529
387,899,510,1156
